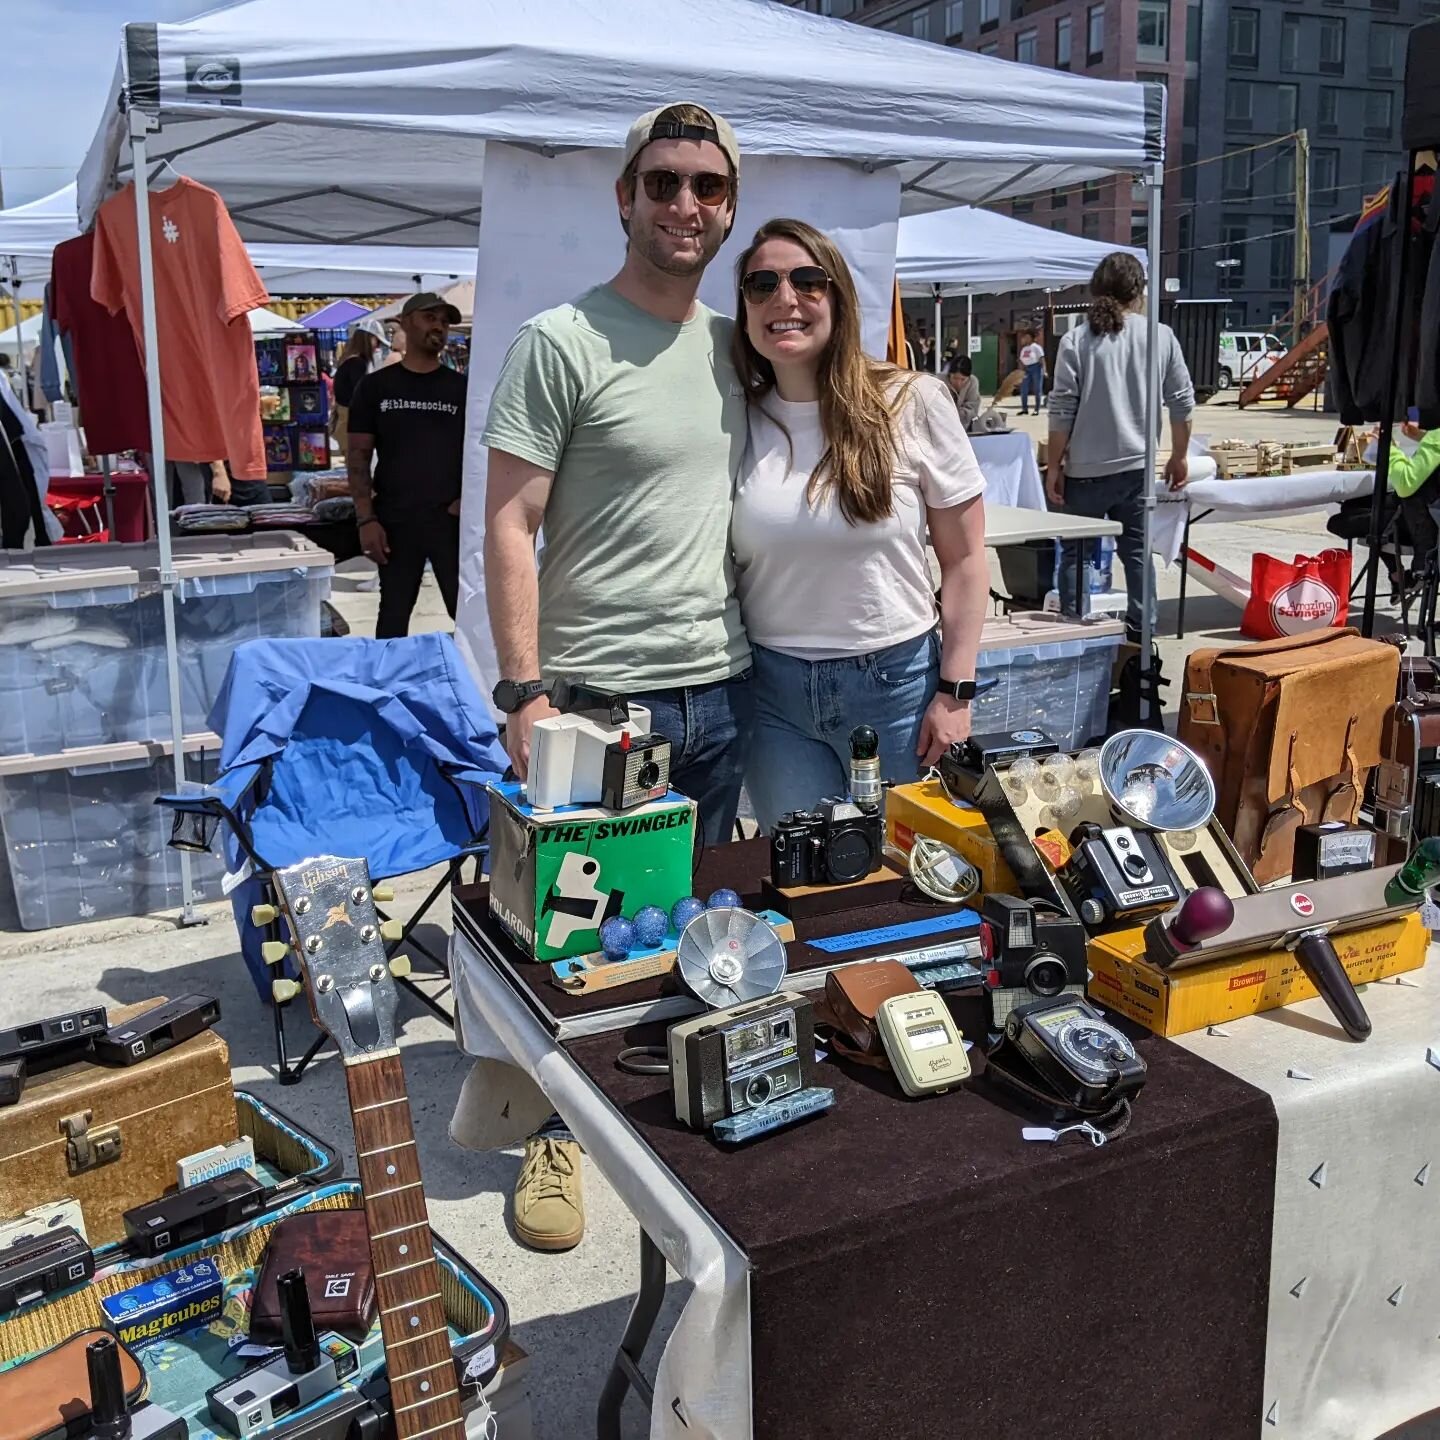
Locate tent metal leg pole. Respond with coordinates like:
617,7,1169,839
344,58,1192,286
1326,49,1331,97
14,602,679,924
131,114,201,926
967,293,973,363
932,286,942,373
1140,164,1162,700
99,454,117,540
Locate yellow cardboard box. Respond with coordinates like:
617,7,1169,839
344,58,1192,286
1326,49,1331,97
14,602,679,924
1087,912,1428,1036
884,779,1018,896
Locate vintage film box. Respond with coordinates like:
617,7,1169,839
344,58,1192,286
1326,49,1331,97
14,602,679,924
487,782,695,964
100,1257,223,1348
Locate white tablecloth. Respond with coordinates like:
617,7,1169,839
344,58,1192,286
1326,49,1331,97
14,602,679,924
1152,469,1376,565
969,430,1046,510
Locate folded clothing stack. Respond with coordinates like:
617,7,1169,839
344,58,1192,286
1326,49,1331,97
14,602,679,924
173,504,250,534
311,496,356,523
245,502,315,529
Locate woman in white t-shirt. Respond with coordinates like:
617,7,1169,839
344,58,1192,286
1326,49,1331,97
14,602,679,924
730,218,990,829
1018,331,1047,415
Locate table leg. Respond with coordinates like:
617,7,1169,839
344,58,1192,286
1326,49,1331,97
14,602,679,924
597,1227,667,1440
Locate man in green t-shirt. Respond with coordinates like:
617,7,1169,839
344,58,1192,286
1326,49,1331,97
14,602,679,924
479,103,753,1252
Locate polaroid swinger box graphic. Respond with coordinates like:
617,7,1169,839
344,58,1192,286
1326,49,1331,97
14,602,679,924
486,782,696,963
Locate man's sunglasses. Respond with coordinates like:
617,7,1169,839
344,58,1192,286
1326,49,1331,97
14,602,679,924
741,266,832,304
639,169,733,207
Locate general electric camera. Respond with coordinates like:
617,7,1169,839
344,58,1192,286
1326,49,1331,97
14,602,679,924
668,993,817,1130
770,803,882,888
1060,821,1184,928
979,894,1089,1024
527,696,671,812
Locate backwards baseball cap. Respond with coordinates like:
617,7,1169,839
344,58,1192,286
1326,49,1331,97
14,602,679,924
354,316,391,347
400,291,462,324
622,104,740,179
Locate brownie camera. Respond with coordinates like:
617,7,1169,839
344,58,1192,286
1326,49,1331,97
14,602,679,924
770,803,883,887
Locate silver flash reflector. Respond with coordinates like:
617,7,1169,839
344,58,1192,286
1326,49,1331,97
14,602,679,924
1098,730,1216,834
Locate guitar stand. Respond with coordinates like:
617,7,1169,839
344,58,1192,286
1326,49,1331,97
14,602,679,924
597,1228,667,1440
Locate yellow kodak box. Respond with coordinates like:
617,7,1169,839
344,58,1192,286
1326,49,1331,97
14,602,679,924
1087,912,1428,1036
885,779,1018,896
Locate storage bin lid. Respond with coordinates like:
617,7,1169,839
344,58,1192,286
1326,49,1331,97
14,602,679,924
0,731,221,778
977,613,1123,652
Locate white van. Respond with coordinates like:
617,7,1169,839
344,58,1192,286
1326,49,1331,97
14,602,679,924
1218,331,1285,390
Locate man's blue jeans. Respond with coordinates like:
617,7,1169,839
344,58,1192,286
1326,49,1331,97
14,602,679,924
1057,467,1155,639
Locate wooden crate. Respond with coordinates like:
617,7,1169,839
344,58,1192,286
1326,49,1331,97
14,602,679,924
1281,442,1338,473
1210,444,1260,479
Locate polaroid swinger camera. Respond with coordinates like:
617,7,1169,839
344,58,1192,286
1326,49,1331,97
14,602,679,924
527,681,671,812
979,894,1089,1024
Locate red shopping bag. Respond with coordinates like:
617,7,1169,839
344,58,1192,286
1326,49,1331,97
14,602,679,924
1241,549,1351,640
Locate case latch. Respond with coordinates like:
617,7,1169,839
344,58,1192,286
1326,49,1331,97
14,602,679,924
61,1109,123,1174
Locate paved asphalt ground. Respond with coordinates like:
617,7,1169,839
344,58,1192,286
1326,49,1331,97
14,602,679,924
0,395,1398,1438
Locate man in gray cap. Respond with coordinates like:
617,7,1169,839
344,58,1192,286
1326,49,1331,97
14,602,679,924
346,291,466,636
477,104,751,1251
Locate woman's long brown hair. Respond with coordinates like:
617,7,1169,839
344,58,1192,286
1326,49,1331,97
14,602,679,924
732,218,915,525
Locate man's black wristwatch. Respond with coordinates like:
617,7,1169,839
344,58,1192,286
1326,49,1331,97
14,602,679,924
937,676,978,702
492,678,547,714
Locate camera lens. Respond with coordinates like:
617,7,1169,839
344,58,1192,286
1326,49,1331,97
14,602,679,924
745,1074,773,1107
636,759,660,790
1025,954,1069,996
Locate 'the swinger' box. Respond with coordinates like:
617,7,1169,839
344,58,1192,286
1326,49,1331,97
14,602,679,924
486,781,696,963
1087,912,1428,1036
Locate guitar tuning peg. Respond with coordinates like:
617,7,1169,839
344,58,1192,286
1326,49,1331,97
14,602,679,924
388,954,412,979
251,903,279,927
372,885,395,903
379,920,404,942
261,940,290,966
271,978,302,1005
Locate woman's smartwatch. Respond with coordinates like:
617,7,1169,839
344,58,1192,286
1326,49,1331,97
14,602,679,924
937,676,978,702
492,678,547,713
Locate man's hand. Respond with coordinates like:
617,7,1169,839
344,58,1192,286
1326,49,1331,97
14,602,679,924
211,475,231,503
1164,453,1190,492
359,519,390,565
917,694,972,769
447,498,462,517
503,692,561,781
1045,466,1066,508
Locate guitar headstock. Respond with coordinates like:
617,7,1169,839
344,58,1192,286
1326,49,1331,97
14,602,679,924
265,856,410,1060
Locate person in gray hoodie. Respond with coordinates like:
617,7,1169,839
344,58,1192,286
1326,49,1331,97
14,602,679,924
1044,252,1194,639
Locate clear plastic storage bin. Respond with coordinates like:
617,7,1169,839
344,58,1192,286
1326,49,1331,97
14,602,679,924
0,535,332,759
0,740,226,930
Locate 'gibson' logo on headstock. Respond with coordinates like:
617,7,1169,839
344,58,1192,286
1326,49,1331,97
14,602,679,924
303,862,349,888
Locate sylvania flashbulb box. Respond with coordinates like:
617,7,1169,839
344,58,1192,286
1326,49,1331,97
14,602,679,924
1087,912,1427,1036
486,782,696,963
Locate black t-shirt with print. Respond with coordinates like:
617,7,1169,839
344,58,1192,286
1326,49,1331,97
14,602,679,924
347,363,468,518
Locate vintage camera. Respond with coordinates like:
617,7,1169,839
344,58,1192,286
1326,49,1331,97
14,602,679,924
527,696,671,812
979,894,1089,1024
1060,821,1184,928
770,803,882,888
668,993,817,1130
938,727,1058,803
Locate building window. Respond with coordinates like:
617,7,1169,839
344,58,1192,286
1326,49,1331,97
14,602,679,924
980,0,999,32
1223,151,1252,197
1055,14,1071,68
1137,0,1169,62
1276,83,1298,135
1270,235,1292,292
1280,15,1301,72
1318,16,1345,74
1082,180,1101,206
979,40,999,55
1178,211,1193,291
910,8,930,38
1228,7,1259,68
1318,86,1340,134
1226,80,1254,127
1087,3,1104,64
1082,213,1101,239
1013,198,1034,217
1272,147,1296,201
1364,150,1395,192
945,0,964,38
1365,90,1393,138
1183,76,1199,129
1016,26,1037,65
1186,1,1202,58
1051,186,1069,209
1219,224,1247,292
1131,212,1149,249
1312,147,1339,202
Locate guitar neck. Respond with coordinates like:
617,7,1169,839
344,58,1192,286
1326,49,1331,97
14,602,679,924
344,1052,466,1440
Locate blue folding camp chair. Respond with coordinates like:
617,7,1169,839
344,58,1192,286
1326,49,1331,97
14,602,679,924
157,633,508,1083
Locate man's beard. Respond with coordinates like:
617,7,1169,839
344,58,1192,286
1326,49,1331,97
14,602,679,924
632,216,723,277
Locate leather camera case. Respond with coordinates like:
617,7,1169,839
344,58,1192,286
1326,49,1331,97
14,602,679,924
0,1330,143,1440
821,960,920,1062
250,1210,377,1342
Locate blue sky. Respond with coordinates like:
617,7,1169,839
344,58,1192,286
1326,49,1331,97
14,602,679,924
0,0,204,207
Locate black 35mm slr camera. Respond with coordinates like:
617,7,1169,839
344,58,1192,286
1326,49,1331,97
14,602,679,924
770,803,882,887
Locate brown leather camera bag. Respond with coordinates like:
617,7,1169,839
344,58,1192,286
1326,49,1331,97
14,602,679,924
1178,628,1399,884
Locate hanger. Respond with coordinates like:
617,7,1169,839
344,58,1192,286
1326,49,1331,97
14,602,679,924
146,158,184,193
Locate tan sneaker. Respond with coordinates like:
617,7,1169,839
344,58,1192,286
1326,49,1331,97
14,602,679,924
513,1136,584,1251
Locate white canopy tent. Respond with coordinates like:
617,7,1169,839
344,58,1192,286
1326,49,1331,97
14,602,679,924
895,204,1148,372
74,0,1165,925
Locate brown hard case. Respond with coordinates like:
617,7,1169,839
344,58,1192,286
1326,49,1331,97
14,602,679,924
250,1210,377,1342
0,1329,144,1440
0,999,237,1246
1178,628,1400,884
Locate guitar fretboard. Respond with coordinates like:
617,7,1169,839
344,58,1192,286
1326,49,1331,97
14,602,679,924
345,1052,467,1440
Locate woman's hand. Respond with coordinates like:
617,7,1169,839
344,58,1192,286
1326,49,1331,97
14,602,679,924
1045,466,1066,507
917,693,972,768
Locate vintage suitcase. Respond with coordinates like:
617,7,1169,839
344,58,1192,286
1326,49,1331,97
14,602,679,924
1178,628,1400,884
0,1000,237,1248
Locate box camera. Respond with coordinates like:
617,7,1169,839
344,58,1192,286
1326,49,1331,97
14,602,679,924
938,727,1059,802
1060,821,1184,928
980,894,1089,1023
770,803,882,888
528,700,671,812
669,993,816,1130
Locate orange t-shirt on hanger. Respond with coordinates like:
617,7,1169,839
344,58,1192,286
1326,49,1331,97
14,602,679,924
92,176,269,479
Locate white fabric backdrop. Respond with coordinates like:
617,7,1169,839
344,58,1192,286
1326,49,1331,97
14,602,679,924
454,143,902,701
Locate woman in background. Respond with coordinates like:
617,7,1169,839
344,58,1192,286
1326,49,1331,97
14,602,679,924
1018,330,1046,415
731,218,990,828
331,320,390,449
946,355,981,430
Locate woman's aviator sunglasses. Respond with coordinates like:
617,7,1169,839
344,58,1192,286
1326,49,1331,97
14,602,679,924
741,266,832,305
638,169,733,207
